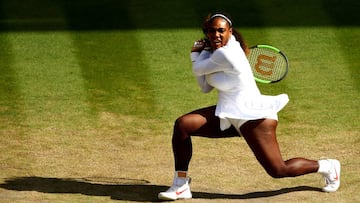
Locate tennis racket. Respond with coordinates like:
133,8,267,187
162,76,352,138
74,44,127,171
247,45,289,84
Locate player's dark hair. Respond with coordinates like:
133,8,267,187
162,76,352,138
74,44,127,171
202,12,249,55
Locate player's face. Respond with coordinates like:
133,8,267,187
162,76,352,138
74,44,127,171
206,18,232,50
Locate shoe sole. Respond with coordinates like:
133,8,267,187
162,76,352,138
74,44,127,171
158,193,192,201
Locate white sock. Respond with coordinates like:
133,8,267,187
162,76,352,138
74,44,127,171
317,160,331,174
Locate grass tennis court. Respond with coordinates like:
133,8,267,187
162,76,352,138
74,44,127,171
0,0,359,202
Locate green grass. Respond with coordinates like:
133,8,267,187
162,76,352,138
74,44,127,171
0,0,359,202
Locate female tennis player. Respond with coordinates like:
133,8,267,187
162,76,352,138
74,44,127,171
158,12,340,201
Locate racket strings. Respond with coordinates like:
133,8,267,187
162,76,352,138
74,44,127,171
248,47,288,82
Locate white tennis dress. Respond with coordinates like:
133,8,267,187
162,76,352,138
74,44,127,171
191,35,289,130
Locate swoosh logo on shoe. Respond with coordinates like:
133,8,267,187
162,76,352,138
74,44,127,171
176,188,188,196
333,167,339,181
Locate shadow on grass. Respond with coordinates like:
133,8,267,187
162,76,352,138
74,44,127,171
0,176,322,202
0,0,359,31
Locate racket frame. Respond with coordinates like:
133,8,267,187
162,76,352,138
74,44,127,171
249,44,289,84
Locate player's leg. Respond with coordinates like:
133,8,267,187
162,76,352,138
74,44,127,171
240,119,319,177
173,105,237,171
240,119,340,192
159,106,237,200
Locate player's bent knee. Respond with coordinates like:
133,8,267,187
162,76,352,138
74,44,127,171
174,116,190,131
173,115,199,140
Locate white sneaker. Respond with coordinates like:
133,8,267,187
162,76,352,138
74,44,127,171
158,177,192,200
321,159,341,192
